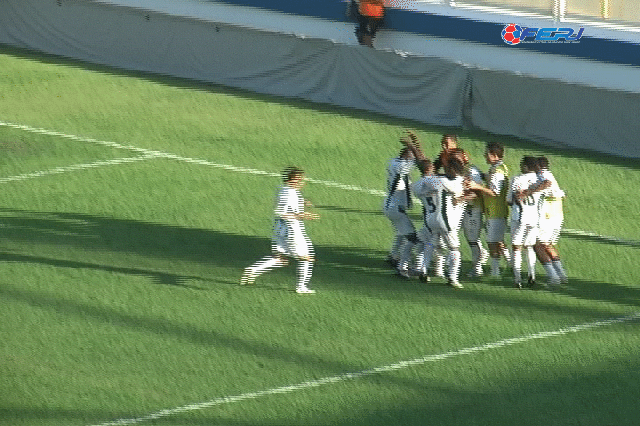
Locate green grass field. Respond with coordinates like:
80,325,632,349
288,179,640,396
1,44,639,426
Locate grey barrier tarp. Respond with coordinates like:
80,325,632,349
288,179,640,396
469,69,640,156
0,0,638,158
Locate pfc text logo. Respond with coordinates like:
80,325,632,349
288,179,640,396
501,24,584,45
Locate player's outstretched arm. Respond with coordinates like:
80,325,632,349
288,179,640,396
402,130,427,161
518,179,552,199
466,180,497,197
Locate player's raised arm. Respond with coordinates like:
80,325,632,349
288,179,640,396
401,130,427,161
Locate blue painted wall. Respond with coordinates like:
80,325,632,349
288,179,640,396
210,0,640,67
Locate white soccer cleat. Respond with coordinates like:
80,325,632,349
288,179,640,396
295,287,316,294
396,268,411,279
448,279,463,289
480,249,490,266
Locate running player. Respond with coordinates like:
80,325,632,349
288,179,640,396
413,157,469,288
241,167,319,294
506,156,542,288
520,156,568,287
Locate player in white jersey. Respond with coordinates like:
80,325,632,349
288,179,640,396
460,154,490,277
408,158,444,281
506,156,542,288
383,131,426,273
241,167,319,294
519,156,568,287
466,142,512,277
413,158,469,288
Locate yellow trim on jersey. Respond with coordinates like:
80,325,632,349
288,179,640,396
483,163,509,219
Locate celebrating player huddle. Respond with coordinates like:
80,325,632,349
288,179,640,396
384,132,568,290
240,131,567,293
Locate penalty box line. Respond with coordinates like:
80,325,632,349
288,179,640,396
0,154,159,184
0,120,636,245
90,312,640,426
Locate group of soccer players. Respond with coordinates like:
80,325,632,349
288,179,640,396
384,131,568,289
240,131,567,294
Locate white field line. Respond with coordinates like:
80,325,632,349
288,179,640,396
0,154,159,184
0,120,636,245
90,311,640,426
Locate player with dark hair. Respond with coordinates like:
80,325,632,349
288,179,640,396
506,156,542,288
519,156,568,287
384,131,426,277
461,153,490,277
413,157,470,288
241,167,319,294
466,142,511,277
433,134,459,174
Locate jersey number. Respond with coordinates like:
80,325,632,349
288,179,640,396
425,196,436,213
522,195,535,206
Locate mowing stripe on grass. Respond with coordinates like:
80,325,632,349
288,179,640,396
1,120,636,245
0,154,159,184
91,312,640,426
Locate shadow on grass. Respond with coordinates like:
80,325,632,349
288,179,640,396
0,252,208,289
0,207,389,279
1,207,638,313
562,231,640,249
0,407,118,426
5,351,640,426
1,43,639,172
90,350,640,426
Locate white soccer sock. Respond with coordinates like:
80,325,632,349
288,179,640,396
513,249,522,282
434,247,446,276
398,241,415,271
470,244,480,271
502,246,512,266
422,243,436,274
448,249,461,283
543,262,560,284
526,247,536,280
297,260,313,289
390,235,404,260
480,246,490,264
491,257,501,276
415,242,425,273
251,256,285,276
552,260,568,282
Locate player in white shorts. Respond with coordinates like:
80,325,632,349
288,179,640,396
506,156,542,288
519,156,568,287
461,155,490,277
383,131,426,274
407,158,445,281
467,142,511,277
241,167,319,294
413,157,469,288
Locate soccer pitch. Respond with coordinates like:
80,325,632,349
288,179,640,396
1,45,639,426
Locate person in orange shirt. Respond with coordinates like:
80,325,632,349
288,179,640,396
356,0,385,47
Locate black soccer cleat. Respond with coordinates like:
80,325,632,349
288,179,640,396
527,275,536,288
